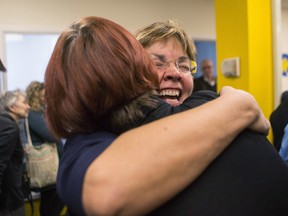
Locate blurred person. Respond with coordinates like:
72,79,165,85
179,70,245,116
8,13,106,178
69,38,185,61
193,58,216,92
279,123,288,163
280,90,288,103
0,89,30,216
26,81,64,216
270,90,288,151
43,16,277,216
0,58,6,102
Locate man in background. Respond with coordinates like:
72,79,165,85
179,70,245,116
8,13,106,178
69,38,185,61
194,58,217,92
270,90,288,151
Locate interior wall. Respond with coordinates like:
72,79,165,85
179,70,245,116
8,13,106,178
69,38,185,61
0,0,287,95
0,0,216,46
0,0,216,94
282,8,288,53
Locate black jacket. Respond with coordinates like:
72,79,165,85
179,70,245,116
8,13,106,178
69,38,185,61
141,91,288,216
109,90,288,215
193,76,217,92
0,114,24,212
270,100,288,151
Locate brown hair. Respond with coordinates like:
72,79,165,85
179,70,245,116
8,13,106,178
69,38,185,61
45,16,159,139
135,19,197,61
26,81,44,112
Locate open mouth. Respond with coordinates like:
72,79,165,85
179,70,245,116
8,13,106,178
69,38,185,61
159,89,181,102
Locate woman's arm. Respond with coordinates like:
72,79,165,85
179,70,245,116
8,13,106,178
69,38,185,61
83,86,269,215
28,111,55,142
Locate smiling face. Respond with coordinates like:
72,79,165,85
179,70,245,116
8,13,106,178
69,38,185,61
145,37,194,106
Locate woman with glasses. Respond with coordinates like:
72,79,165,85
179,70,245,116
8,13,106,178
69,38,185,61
136,20,288,215
44,16,275,216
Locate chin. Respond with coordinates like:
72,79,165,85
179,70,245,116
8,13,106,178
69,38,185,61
165,99,182,107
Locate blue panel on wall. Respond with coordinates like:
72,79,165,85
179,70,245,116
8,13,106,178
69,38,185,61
194,40,216,78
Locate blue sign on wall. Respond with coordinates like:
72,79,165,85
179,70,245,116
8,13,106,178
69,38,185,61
194,40,216,79
283,54,288,76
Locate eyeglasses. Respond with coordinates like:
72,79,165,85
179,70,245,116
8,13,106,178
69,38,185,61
152,57,197,74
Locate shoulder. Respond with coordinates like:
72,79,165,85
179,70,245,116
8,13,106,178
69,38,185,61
190,90,218,100
151,130,288,215
271,100,288,116
28,110,43,121
270,101,288,126
194,76,204,82
60,131,116,171
181,90,218,108
0,115,17,134
57,131,117,216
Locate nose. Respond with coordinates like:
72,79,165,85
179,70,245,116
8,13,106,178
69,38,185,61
163,66,182,81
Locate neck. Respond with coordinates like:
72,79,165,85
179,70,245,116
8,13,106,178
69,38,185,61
8,112,19,123
206,75,214,81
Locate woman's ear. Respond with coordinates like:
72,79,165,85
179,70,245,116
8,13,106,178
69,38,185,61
7,104,16,113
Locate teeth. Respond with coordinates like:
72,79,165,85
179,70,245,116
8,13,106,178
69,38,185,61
160,89,180,97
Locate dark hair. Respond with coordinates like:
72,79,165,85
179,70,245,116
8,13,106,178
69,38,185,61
26,81,44,111
45,16,159,139
281,91,288,103
0,59,7,72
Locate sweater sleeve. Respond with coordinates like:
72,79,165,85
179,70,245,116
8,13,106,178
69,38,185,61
140,90,219,125
28,111,55,143
0,117,18,195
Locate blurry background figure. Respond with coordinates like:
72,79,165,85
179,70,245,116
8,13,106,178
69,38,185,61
0,59,6,72
279,123,288,163
270,90,288,151
0,89,30,216
26,81,64,216
0,58,7,99
280,90,288,103
193,58,217,92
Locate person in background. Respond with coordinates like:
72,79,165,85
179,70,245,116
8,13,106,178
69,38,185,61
44,16,271,215
26,81,64,216
270,90,288,151
280,90,288,103
0,89,30,216
279,123,288,163
193,58,217,92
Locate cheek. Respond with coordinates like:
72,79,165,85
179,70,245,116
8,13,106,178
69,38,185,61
183,76,193,95
18,105,29,116
157,71,165,84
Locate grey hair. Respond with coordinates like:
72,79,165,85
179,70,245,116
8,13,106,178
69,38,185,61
0,89,26,113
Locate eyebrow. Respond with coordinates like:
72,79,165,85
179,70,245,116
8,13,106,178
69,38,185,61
150,53,190,62
150,53,166,62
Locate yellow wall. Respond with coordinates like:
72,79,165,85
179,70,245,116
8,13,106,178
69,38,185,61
25,199,67,216
215,0,274,139
25,199,40,216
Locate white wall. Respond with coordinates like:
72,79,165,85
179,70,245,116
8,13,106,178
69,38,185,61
0,0,287,94
0,0,216,42
0,0,217,94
